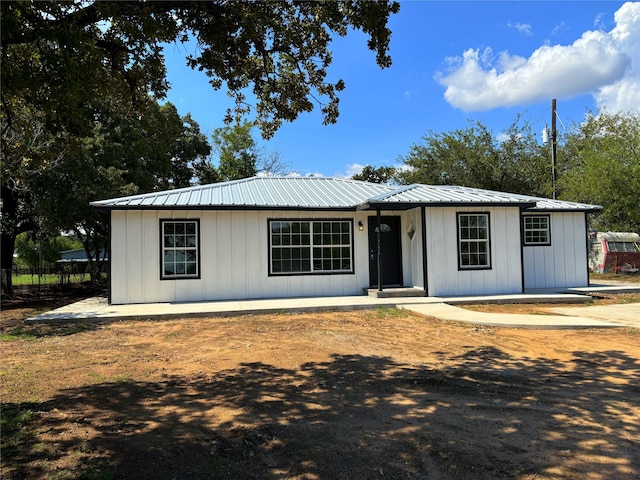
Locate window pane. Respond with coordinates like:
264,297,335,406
458,214,490,268
162,221,199,278
523,216,550,245
270,220,352,274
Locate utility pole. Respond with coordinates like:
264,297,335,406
551,98,557,200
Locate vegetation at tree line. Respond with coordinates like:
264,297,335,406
1,1,638,297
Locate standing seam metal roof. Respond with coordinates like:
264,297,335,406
90,176,602,212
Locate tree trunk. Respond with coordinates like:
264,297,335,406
0,184,17,297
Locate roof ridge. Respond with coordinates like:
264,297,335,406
366,183,420,201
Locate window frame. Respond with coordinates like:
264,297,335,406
268,219,355,276
160,219,201,280
456,212,492,271
522,214,551,246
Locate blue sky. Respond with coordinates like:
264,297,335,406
163,1,639,178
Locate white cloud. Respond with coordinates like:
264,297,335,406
551,22,567,37
436,2,640,114
507,21,533,36
338,163,365,179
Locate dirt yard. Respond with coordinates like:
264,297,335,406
1,287,639,480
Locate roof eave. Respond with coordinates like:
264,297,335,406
91,204,361,212
360,200,537,211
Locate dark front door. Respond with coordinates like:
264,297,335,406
368,216,403,287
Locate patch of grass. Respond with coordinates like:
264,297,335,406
0,329,37,341
87,371,107,383
374,306,403,318
112,373,133,383
0,406,37,448
590,273,640,283
1,323,96,341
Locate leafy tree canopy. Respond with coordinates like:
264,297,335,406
31,100,211,281
397,117,551,197
1,0,399,292
14,232,82,269
1,0,400,139
196,122,290,184
558,111,640,233
351,164,397,184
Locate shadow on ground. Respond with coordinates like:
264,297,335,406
3,348,639,479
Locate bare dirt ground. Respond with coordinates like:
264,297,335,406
1,285,639,480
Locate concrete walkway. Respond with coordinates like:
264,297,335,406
26,284,640,329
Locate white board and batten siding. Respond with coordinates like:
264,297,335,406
523,212,588,289
424,206,523,296
110,209,379,304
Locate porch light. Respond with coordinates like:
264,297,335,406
358,221,364,231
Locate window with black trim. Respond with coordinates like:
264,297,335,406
457,213,491,269
270,220,353,274
523,215,551,246
161,219,200,279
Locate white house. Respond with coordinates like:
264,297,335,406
91,176,602,305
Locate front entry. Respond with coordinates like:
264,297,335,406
368,216,403,287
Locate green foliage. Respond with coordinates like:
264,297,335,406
0,407,36,442
397,117,551,196
196,122,291,184
14,233,82,268
0,330,37,341
29,100,210,281
352,165,397,184
213,122,259,182
558,111,640,233
1,1,398,288
1,1,400,140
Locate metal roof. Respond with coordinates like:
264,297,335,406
361,184,538,209
91,176,602,212
91,176,395,210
